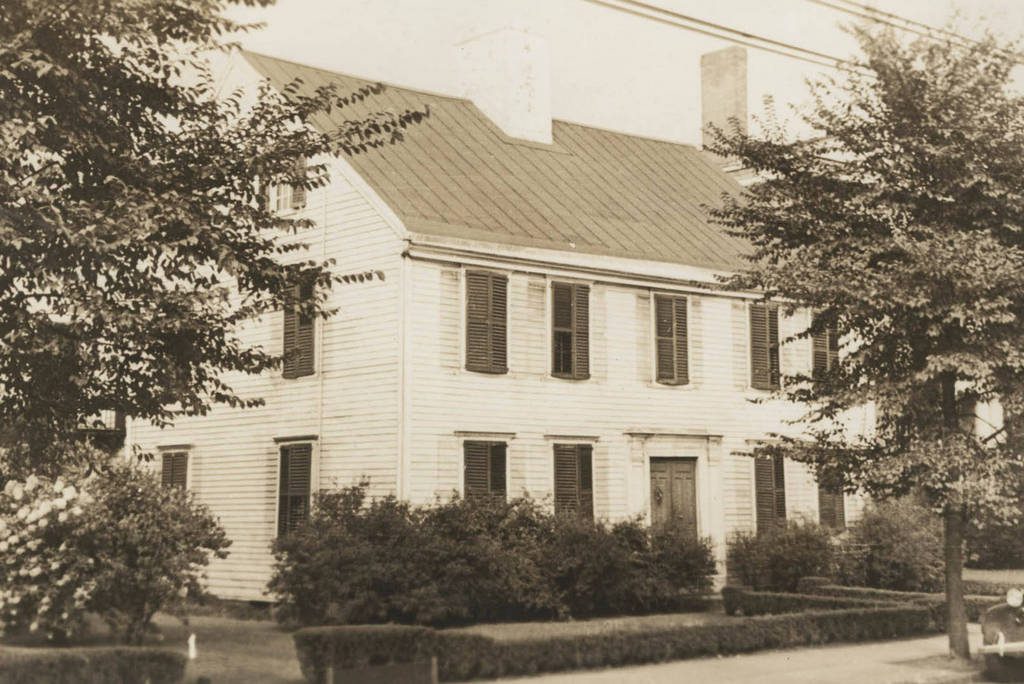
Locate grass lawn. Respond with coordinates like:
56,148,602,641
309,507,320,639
150,614,303,684
964,568,1024,585
0,613,303,684
448,609,732,641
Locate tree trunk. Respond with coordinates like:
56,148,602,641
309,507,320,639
940,373,970,659
944,506,970,659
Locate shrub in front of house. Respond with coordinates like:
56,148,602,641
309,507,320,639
268,484,716,627
0,464,230,645
292,605,936,682
726,521,835,592
0,646,185,684
966,516,1024,570
835,498,943,592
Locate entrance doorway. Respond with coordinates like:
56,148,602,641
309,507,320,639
649,457,698,539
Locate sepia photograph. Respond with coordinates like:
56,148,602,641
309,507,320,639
3,0,1024,682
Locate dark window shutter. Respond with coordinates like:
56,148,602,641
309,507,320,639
554,444,593,520
283,284,315,379
277,443,312,536
552,283,574,376
813,321,839,379
161,452,188,488
750,303,780,390
655,295,688,384
574,285,590,379
466,272,508,374
464,441,506,500
655,295,675,382
772,453,786,521
551,283,590,379
290,157,307,209
818,485,846,528
755,454,785,535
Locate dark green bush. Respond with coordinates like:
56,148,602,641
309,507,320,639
967,518,1024,570
0,646,185,684
293,606,937,682
836,498,943,592
726,522,835,591
269,484,716,627
720,586,882,616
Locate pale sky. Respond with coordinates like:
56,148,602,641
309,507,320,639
227,0,1024,146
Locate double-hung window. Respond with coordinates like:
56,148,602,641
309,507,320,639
277,443,313,536
283,283,315,379
551,282,590,379
754,453,786,535
160,451,188,489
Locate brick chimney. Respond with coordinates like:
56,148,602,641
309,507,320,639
457,28,552,145
700,46,748,151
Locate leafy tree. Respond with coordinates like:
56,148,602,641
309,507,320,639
709,26,1024,658
0,0,426,476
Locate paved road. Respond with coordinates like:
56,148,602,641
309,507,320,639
497,625,985,683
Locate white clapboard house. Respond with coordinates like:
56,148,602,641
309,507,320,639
130,34,865,601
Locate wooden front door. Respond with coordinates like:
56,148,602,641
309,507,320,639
650,458,698,539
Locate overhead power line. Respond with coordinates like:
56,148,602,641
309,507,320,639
584,0,868,74
807,0,1023,62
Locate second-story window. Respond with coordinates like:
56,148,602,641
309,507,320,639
283,283,315,379
551,282,590,380
465,271,508,374
654,294,689,385
812,322,839,379
750,302,780,390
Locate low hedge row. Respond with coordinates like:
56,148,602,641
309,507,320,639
293,606,936,682
791,581,1001,624
0,646,186,684
721,587,884,616
963,580,1015,597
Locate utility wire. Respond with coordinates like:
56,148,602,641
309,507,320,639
584,0,868,74
808,0,1022,62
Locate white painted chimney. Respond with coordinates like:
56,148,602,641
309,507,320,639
700,46,748,150
457,28,552,145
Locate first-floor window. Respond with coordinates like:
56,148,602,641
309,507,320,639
818,484,846,529
161,451,188,489
553,444,593,519
463,441,506,500
278,443,313,536
754,453,786,535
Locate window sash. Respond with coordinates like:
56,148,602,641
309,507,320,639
551,283,589,379
465,272,508,374
755,453,786,535
277,443,312,536
283,283,315,379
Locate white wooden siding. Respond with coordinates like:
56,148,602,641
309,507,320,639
130,164,404,600
404,261,834,573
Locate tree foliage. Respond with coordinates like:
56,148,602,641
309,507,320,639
710,26,1024,517
708,25,1024,656
0,0,426,475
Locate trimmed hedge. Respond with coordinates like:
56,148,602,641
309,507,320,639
789,581,1002,624
0,646,185,683
293,606,937,682
963,580,1015,597
721,587,884,616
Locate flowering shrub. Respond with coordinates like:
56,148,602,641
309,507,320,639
0,463,230,644
0,474,95,641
